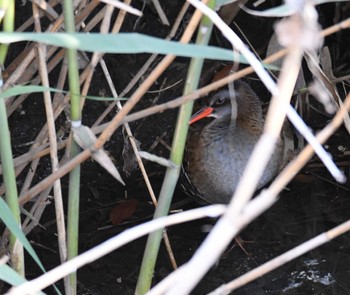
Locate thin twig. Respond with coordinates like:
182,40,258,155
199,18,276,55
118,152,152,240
92,1,190,128
150,2,330,294
209,219,350,294
148,87,350,295
100,57,179,269
151,0,169,25
7,205,226,295
17,15,349,207
97,0,141,16
32,2,67,264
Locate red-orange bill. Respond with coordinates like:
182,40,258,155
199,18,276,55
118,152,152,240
189,107,214,125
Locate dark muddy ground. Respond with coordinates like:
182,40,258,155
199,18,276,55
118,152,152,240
3,1,350,294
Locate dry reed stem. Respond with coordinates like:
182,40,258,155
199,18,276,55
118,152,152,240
4,0,95,89
16,0,60,33
155,33,301,295
2,0,112,190
0,2,190,175
1,2,133,174
80,4,115,109
91,0,204,143
0,142,47,175
8,6,349,218
148,3,344,295
14,8,52,226
91,18,349,129
210,103,350,294
92,49,287,133
96,0,141,16
3,17,347,203
112,0,132,32
75,4,180,268
4,37,70,186
210,219,350,294
100,58,178,269
150,0,169,26
3,0,100,90
79,0,133,108
51,0,100,32
21,190,48,234
83,5,108,32
7,205,226,295
52,54,68,106
32,2,67,265
91,1,190,128
17,158,40,196
4,0,100,115
149,81,350,295
88,0,134,127
32,0,59,19
17,1,205,205
6,49,66,117
306,49,350,134
269,91,350,196
1,0,107,249
5,8,349,290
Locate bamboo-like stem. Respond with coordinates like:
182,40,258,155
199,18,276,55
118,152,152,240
0,0,25,276
93,0,190,270
150,3,323,294
135,2,215,293
7,205,226,295
92,1,189,128
1,2,108,215
13,14,341,206
15,0,205,207
62,0,82,293
8,88,350,295
32,2,68,291
80,4,115,109
0,0,14,63
66,138,81,295
99,58,178,269
0,99,25,276
16,13,348,211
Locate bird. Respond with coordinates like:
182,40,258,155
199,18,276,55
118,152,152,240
181,79,292,204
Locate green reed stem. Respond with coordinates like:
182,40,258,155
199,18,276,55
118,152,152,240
0,0,25,276
62,0,81,293
135,2,215,293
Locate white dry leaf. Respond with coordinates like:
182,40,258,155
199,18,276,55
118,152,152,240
73,125,125,185
218,0,248,25
266,32,284,69
305,49,350,134
275,1,322,51
309,80,336,114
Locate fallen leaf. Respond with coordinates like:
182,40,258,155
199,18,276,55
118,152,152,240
109,198,139,225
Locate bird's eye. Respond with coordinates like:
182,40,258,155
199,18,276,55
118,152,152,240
215,97,225,105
